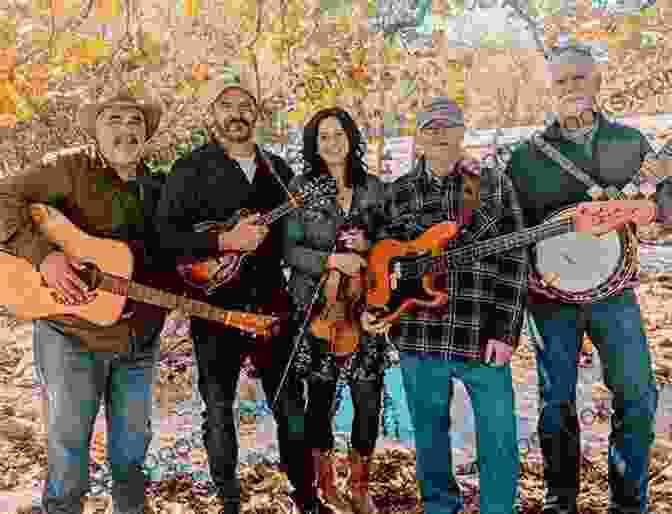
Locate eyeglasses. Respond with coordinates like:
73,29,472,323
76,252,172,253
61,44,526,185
419,126,464,137
545,43,594,61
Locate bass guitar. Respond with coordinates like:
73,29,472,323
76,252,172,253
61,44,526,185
366,200,656,324
177,176,337,295
0,204,278,337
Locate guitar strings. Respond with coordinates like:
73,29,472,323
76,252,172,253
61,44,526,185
413,218,575,274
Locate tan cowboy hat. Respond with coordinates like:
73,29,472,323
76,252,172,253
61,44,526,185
198,68,257,109
77,85,163,142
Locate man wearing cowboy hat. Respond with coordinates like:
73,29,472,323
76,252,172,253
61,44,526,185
0,83,169,513
155,72,327,514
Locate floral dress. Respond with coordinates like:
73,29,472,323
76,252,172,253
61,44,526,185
282,173,396,383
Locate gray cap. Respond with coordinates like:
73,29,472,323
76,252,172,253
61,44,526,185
416,97,465,130
545,45,597,67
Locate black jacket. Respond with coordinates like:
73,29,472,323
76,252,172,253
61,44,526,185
155,142,295,336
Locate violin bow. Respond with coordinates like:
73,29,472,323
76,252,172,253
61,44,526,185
270,243,336,411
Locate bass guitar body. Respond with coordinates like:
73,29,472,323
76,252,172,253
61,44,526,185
366,222,460,323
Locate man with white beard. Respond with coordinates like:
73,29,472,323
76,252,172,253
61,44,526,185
505,45,672,514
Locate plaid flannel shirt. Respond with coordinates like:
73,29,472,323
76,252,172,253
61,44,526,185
373,157,529,362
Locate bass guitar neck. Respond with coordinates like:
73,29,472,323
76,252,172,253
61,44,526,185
367,199,656,324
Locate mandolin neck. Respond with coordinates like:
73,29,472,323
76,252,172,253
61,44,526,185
417,218,576,272
257,193,305,226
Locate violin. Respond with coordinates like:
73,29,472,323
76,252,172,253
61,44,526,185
309,224,367,360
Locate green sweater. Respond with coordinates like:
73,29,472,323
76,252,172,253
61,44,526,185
507,112,653,228
506,112,660,307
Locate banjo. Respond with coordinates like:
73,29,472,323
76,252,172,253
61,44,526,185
531,204,640,303
530,131,667,303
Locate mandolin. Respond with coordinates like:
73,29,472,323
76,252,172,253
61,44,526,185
177,176,337,295
0,204,278,337
366,200,656,324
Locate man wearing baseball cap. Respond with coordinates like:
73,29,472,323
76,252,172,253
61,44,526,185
155,71,327,514
0,82,169,514
362,97,529,514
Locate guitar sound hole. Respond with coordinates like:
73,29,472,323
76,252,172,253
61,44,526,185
74,262,103,291
50,292,68,305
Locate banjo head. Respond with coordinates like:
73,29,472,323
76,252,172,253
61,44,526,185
534,230,623,292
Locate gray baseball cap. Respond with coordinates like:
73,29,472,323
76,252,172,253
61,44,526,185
416,97,465,129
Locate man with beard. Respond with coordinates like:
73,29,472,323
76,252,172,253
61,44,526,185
155,74,325,514
505,45,672,514
0,84,167,514
363,97,529,514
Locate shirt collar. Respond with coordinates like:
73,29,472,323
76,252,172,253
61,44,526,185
418,156,476,185
420,156,460,184
545,110,604,142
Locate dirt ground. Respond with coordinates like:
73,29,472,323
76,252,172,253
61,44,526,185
1,273,672,513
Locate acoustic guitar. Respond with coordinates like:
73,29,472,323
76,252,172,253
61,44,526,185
366,200,656,324
0,204,277,337
177,176,337,295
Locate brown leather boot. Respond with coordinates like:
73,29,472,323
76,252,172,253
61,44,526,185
318,449,354,514
348,449,378,514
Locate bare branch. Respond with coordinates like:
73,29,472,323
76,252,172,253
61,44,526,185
501,0,545,57
240,0,264,50
15,0,95,67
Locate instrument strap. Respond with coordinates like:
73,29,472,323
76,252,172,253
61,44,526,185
531,131,628,201
257,147,302,211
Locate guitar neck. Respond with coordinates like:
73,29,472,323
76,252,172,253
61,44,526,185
418,218,575,272
94,272,264,327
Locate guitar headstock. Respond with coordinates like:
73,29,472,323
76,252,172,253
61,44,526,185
574,200,656,233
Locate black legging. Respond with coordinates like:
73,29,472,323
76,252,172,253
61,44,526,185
305,376,383,456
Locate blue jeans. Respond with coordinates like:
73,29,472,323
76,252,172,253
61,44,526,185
33,320,160,514
528,289,658,514
399,352,519,514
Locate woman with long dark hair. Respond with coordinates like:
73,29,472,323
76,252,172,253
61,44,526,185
283,107,390,514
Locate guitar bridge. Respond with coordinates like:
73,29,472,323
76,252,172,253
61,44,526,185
49,291,97,306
